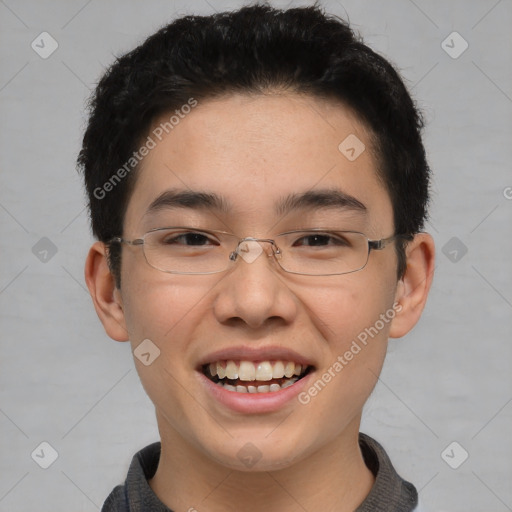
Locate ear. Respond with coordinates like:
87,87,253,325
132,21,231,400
389,233,435,338
84,241,129,342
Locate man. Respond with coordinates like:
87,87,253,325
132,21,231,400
79,4,435,511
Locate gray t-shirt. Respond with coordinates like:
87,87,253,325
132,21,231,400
102,433,418,511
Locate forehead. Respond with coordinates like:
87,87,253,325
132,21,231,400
124,93,393,233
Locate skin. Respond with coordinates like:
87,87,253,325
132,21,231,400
85,92,435,512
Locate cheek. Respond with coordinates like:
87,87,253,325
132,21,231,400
302,275,398,410
308,276,396,349
122,284,181,341
120,250,211,342
296,285,396,438
119,275,208,406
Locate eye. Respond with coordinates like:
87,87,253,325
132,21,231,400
293,233,350,247
161,231,219,246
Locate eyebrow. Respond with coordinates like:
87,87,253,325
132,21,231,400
144,189,230,216
144,187,367,218
275,189,367,216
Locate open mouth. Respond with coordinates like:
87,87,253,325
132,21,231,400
201,360,313,393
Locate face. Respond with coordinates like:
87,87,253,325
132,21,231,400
114,92,401,470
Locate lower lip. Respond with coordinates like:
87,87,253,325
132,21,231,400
197,370,315,414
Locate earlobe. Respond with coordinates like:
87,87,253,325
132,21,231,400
389,233,435,339
84,241,130,342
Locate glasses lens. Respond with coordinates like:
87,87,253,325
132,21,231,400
143,228,232,274
276,231,370,275
140,228,370,276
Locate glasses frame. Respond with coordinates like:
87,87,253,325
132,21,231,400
109,227,411,276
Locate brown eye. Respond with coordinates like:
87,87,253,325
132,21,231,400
163,233,212,246
293,233,349,247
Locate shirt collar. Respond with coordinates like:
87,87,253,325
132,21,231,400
108,433,418,512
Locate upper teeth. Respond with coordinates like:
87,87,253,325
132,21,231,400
208,360,304,381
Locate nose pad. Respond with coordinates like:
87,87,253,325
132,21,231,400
237,240,263,263
229,239,281,265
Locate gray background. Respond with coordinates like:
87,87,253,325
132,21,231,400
1,0,511,510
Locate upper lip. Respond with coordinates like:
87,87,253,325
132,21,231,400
196,345,316,369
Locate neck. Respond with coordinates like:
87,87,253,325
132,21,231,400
149,414,375,512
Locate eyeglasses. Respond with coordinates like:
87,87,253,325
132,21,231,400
109,227,407,276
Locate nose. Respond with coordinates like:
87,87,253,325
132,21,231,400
212,239,297,330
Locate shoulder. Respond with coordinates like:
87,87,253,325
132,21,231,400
357,433,419,512
101,442,165,512
101,484,128,512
